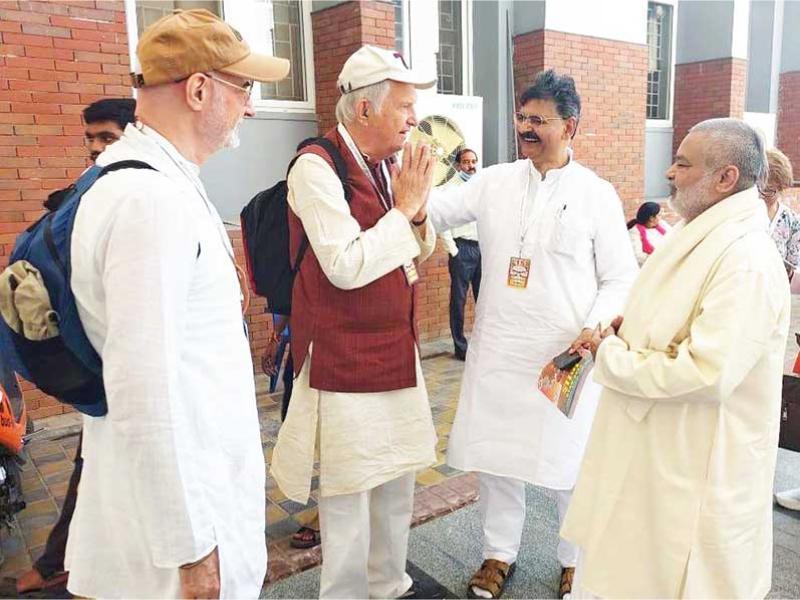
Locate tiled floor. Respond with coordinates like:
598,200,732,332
0,344,474,586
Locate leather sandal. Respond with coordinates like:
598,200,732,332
559,566,575,599
466,559,516,599
290,526,321,549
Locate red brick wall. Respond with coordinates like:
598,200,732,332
513,30,648,214
672,57,748,157
0,0,132,420
777,70,800,179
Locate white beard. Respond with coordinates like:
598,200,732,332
669,171,716,222
225,118,243,149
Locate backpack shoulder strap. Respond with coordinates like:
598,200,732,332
97,160,156,179
289,137,351,203
287,137,354,273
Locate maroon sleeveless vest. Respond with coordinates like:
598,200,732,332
288,128,419,393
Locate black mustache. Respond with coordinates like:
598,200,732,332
519,132,540,142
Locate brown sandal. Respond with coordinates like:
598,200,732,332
559,566,575,598
466,559,516,599
290,526,321,549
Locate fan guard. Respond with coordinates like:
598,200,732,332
409,114,466,187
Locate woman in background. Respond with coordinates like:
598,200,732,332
764,148,800,514
627,201,670,265
762,147,800,280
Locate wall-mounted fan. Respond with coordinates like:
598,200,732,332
409,114,466,187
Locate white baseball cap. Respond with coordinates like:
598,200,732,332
337,45,436,94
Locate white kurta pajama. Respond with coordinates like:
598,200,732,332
428,156,638,566
67,124,266,599
270,126,438,598
561,187,790,599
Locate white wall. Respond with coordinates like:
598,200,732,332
743,111,777,148
544,0,647,45
731,0,751,59
645,127,673,199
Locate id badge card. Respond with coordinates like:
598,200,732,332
403,261,420,285
507,256,531,288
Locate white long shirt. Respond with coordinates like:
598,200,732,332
562,188,789,598
67,124,266,598
428,157,638,489
270,125,438,502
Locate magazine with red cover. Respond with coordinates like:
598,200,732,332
537,353,593,419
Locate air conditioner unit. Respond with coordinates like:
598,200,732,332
410,92,483,188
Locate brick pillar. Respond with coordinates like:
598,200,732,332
672,57,748,156
513,30,648,214
311,0,395,133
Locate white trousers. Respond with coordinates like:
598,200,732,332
479,472,578,567
318,472,415,599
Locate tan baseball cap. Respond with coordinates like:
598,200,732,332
337,45,436,94
132,9,290,88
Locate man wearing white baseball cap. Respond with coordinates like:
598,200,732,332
64,9,288,599
270,45,439,598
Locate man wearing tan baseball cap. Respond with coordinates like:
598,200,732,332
63,9,287,600
131,8,289,88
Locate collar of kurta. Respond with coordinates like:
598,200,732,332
529,147,574,183
129,122,202,176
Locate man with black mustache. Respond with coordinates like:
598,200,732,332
428,70,637,599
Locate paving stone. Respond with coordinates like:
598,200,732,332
266,503,288,526
266,517,303,543
31,452,67,466
36,460,72,477
17,499,56,520
279,499,314,515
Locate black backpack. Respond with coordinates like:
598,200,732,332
240,137,351,316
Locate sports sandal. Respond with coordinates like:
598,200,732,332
466,559,516,599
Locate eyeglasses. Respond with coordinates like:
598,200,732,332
203,72,255,98
760,186,779,201
514,112,566,127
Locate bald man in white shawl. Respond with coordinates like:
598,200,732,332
562,118,790,599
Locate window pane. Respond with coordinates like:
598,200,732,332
135,0,222,35
646,2,673,120
261,0,307,102
391,0,405,54
436,0,463,95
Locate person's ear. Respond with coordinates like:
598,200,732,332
356,99,370,123
185,73,207,112
715,165,740,195
565,116,578,140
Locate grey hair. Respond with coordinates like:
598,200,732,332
334,80,392,125
689,118,768,193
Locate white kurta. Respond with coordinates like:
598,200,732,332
429,157,638,489
561,188,790,599
67,124,266,598
270,126,438,503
